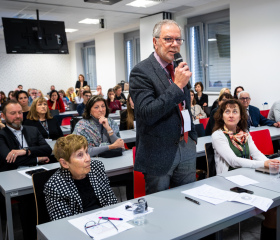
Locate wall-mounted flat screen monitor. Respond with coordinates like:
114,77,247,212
2,17,69,54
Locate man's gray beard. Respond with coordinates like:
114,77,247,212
11,123,22,129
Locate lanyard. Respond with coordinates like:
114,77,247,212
39,120,49,138
239,144,247,158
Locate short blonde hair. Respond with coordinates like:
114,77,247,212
37,90,44,98
53,135,88,163
27,97,53,121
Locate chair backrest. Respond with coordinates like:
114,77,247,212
260,110,270,119
195,123,205,137
70,116,83,133
61,116,72,126
203,106,211,118
199,117,210,130
204,143,216,178
32,168,58,225
132,147,145,198
249,129,274,155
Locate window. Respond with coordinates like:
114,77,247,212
81,42,97,88
186,10,230,91
124,30,140,82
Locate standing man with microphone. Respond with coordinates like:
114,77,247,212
129,20,197,195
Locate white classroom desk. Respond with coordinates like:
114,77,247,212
0,150,133,240
36,168,280,240
59,110,78,116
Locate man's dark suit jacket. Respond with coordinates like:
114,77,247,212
0,126,52,172
129,53,197,176
249,105,275,127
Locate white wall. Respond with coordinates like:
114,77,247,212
230,0,280,109
0,39,74,95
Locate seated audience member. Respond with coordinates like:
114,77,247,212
114,84,127,106
37,89,48,100
16,90,30,124
205,93,233,136
47,85,55,96
44,134,118,221
83,85,91,92
106,88,122,113
95,85,104,97
28,88,38,106
0,100,52,171
233,86,244,99
211,88,231,113
194,82,208,107
238,91,280,128
24,97,63,140
120,94,136,149
47,90,65,113
75,88,84,104
7,91,15,101
58,89,70,107
77,90,92,116
0,91,7,104
75,74,87,93
18,85,23,90
66,87,77,103
212,98,279,239
268,99,280,122
73,95,124,157
190,90,207,120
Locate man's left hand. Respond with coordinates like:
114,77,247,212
6,149,26,163
273,122,280,128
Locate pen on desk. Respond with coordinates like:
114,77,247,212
98,217,123,221
185,196,200,205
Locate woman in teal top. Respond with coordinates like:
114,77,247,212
212,99,279,239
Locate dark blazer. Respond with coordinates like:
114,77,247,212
129,53,197,176
44,160,118,221
0,126,52,172
249,105,275,127
24,118,63,140
195,93,208,107
205,107,218,136
75,80,88,89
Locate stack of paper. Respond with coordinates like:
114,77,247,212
182,184,273,212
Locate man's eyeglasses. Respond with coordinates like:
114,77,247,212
84,218,118,239
84,95,92,98
239,97,251,101
156,37,184,45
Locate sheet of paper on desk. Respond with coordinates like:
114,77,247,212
18,166,48,179
68,203,154,239
229,193,273,212
182,184,227,205
225,175,259,186
68,210,134,240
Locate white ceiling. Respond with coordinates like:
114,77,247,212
0,0,219,42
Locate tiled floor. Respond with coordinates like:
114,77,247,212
1,187,264,240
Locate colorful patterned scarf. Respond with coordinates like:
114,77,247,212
222,125,249,151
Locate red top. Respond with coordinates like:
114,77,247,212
47,98,65,113
108,100,121,113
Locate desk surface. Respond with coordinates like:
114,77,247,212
59,110,78,116
37,171,280,240
0,150,133,195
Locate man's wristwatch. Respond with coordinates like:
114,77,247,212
23,147,29,156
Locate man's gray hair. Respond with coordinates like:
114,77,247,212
238,91,250,99
152,19,182,38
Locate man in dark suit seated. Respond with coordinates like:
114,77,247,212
0,100,52,240
238,91,280,128
130,20,197,195
77,90,92,116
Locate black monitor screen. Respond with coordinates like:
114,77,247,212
2,17,69,54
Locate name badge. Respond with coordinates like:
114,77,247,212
181,109,191,132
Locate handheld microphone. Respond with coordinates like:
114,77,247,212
174,52,192,90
